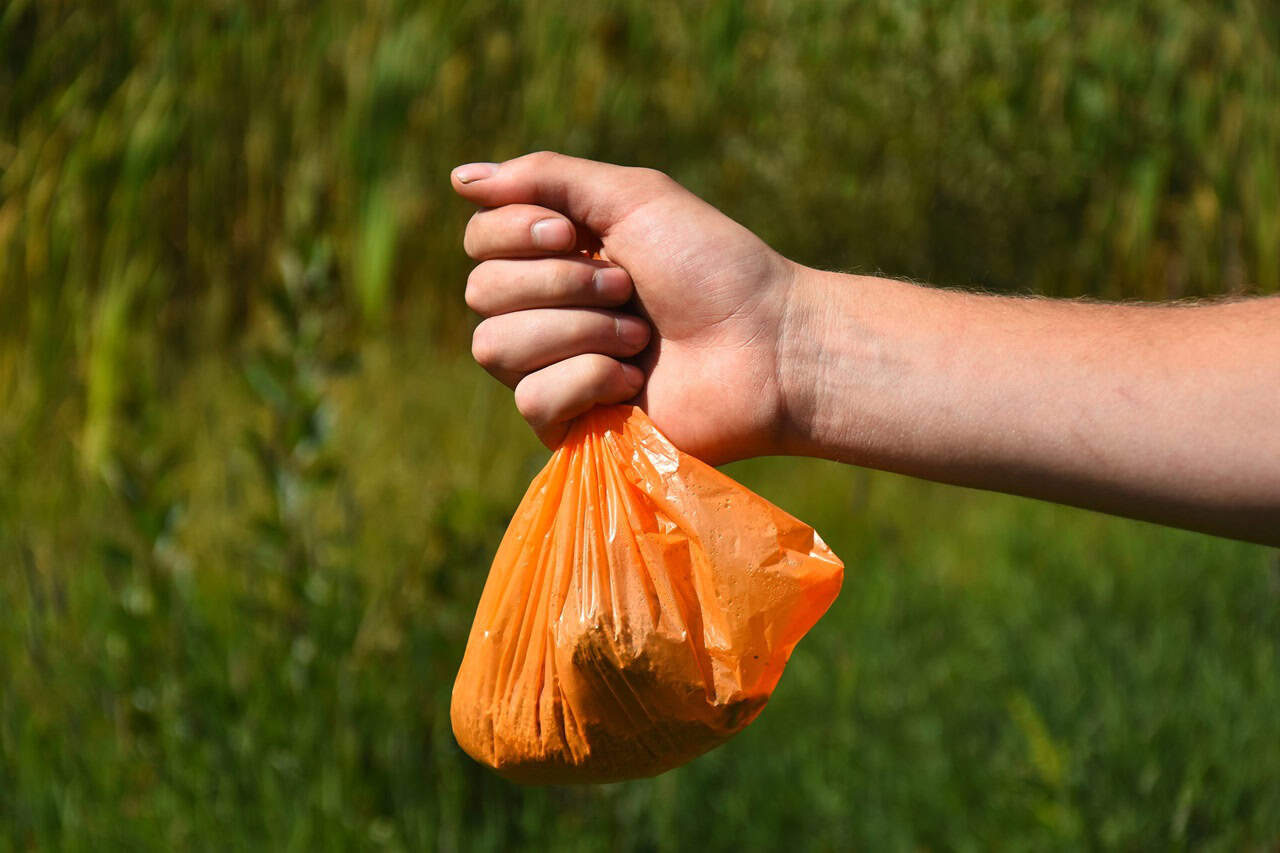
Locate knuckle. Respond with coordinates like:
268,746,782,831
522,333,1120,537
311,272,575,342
631,166,673,189
462,215,482,258
552,259,591,300
577,353,616,389
464,265,488,313
513,150,559,175
571,310,606,341
470,322,502,368
513,380,547,425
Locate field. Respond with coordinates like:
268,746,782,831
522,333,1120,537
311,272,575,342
2,1,1279,849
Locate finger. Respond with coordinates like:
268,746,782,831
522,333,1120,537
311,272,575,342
463,204,592,259
465,257,634,317
451,151,673,237
513,354,646,448
471,308,650,387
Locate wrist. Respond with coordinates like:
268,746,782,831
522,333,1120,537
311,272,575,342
774,263,855,459
773,264,922,462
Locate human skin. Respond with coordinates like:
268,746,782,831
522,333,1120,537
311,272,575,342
451,152,1280,547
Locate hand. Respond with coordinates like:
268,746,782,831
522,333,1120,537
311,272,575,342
452,151,803,464
451,154,1280,545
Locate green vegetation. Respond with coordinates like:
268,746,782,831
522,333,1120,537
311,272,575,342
2,0,1278,848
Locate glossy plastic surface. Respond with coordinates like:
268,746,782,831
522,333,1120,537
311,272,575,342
450,405,844,784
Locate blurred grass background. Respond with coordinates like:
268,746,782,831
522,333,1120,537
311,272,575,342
2,0,1279,848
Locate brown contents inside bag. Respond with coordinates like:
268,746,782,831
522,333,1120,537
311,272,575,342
450,406,843,784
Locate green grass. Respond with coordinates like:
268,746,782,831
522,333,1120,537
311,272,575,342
2,0,1279,849
3,341,1277,850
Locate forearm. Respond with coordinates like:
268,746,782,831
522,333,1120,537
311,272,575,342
779,267,1280,546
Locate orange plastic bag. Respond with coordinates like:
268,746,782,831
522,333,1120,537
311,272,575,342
451,405,843,783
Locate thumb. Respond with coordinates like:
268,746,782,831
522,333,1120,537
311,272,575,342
450,151,666,237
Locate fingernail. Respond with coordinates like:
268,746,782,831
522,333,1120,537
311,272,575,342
454,162,498,183
620,363,645,388
531,218,573,250
615,316,650,348
592,267,631,301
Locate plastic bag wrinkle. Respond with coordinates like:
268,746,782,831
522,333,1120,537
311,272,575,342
451,405,843,783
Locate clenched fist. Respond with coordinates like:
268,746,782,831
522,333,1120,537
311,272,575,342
452,151,806,464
